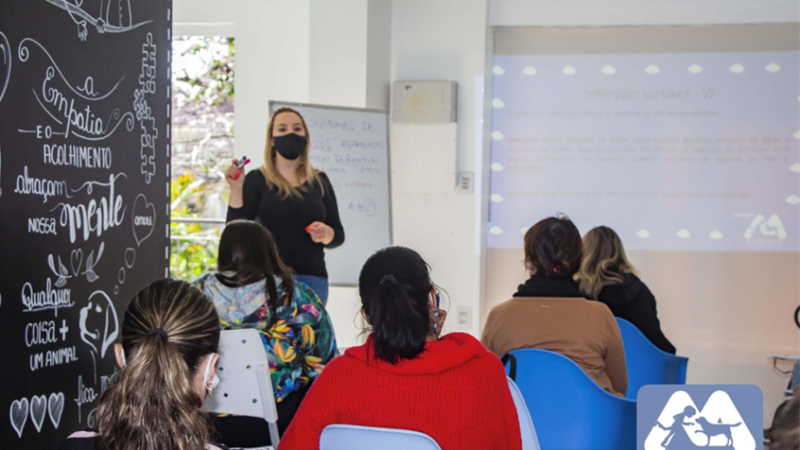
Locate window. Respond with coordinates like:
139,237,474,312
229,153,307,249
170,36,234,280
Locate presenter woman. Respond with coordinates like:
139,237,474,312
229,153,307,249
226,107,344,305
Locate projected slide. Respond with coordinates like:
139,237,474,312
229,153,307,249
488,51,799,251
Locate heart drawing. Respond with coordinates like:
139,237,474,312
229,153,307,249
0,31,11,105
124,247,136,268
29,395,47,433
48,393,64,429
70,249,83,276
132,194,155,247
10,398,28,438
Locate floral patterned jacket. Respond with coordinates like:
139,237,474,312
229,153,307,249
195,273,337,402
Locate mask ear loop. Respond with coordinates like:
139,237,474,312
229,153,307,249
429,287,440,335
121,349,127,367
203,353,217,397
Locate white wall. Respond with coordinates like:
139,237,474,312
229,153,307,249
309,1,368,108
389,0,489,337
490,0,799,26
366,0,392,110
234,1,311,169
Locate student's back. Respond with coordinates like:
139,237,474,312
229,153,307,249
57,279,226,450
577,226,675,354
278,247,521,450
482,287,626,397
281,332,517,450
481,216,628,397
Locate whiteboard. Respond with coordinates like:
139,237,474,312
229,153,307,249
270,102,391,286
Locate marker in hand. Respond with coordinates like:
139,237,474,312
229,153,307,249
234,156,250,180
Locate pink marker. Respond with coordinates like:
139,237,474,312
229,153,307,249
234,156,250,180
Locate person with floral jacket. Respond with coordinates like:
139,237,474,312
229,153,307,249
194,220,337,448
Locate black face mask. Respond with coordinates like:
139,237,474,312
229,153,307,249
273,133,307,160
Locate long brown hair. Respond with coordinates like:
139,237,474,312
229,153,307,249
577,226,637,299
216,220,294,328
261,107,325,199
95,279,220,450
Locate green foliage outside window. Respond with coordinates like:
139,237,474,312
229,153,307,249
169,37,234,280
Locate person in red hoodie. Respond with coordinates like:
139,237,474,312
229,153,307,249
278,246,522,450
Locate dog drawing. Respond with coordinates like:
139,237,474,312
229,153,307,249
694,416,742,446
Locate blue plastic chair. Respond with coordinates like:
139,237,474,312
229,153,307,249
320,425,442,450
508,377,541,450
615,318,688,399
503,349,636,450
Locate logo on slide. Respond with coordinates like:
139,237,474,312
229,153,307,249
744,214,786,241
637,385,762,450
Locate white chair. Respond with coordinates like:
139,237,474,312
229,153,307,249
320,425,442,450
508,377,541,450
204,329,280,447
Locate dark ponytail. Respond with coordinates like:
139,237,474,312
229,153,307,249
358,247,434,364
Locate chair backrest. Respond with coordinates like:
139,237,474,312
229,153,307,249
203,329,280,444
507,377,541,450
505,349,636,450
320,425,442,450
615,318,688,399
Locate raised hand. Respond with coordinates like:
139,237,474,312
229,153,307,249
225,159,246,189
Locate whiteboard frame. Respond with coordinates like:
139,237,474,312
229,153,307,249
268,101,393,286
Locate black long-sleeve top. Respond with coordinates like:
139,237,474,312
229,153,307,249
596,274,676,354
227,170,344,278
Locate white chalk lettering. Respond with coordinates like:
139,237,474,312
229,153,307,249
74,375,97,422
29,346,78,371
21,278,73,316
28,217,57,235
42,68,104,139
25,321,58,347
133,215,152,226
43,144,112,169
14,166,69,203
55,173,126,243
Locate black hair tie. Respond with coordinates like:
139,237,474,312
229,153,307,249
146,328,169,339
379,275,398,285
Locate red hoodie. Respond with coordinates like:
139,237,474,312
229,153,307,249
278,332,522,450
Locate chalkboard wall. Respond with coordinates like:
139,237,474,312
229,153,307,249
0,0,171,446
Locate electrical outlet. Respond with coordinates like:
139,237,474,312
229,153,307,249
457,171,474,192
456,306,472,329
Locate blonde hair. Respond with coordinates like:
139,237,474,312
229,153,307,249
95,279,220,450
261,107,324,199
577,226,637,300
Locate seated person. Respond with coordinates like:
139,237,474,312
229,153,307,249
482,216,628,397
195,220,337,448
58,279,228,450
278,246,522,450
766,387,799,450
576,226,676,354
